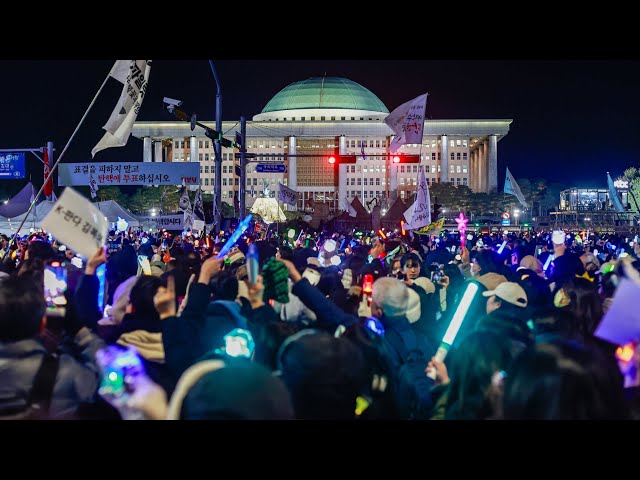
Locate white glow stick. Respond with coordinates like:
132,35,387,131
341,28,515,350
427,282,478,379
497,240,507,254
543,254,554,272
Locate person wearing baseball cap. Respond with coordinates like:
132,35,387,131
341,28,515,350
476,282,533,354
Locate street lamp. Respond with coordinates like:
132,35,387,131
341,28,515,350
514,209,520,227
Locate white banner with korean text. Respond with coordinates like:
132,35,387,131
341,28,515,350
40,187,109,259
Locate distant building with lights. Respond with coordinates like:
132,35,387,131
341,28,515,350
132,77,512,215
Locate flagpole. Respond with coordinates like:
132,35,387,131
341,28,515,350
3,67,113,259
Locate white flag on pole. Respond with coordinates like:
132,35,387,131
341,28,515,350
92,60,152,157
178,185,193,230
340,197,357,217
403,168,431,230
384,93,428,153
278,182,298,206
89,171,99,199
503,167,529,208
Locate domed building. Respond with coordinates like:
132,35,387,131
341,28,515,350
132,76,511,220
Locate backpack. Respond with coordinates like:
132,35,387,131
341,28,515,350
0,353,60,420
380,328,434,420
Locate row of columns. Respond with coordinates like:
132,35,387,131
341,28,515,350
468,134,497,193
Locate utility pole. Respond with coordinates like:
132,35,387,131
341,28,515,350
209,60,223,232
239,116,247,220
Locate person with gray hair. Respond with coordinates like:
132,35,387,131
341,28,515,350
371,277,409,319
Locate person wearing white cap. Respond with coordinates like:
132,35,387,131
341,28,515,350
476,282,533,352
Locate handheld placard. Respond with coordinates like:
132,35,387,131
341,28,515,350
246,243,259,286
216,214,253,260
427,282,478,379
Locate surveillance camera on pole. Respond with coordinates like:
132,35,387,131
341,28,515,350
163,97,183,113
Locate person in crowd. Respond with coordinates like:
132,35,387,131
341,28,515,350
502,340,629,420
0,248,107,419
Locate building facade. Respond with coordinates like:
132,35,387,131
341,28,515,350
132,77,512,215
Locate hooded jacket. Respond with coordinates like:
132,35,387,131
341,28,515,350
0,329,105,419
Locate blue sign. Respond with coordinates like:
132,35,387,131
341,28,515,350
502,219,511,226
256,163,286,173
58,162,200,186
0,152,26,179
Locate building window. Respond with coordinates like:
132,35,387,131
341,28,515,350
229,190,233,198
438,165,441,172
375,165,380,173
463,140,468,148
321,116,325,121
253,178,257,185
223,178,227,186
199,153,203,161
450,140,454,148
222,191,227,199
400,190,406,199
457,178,461,186
205,141,209,149
463,178,468,185
463,153,467,161
351,117,355,121
463,165,468,173
247,178,251,185
376,140,381,148
450,153,455,161
456,153,461,161
438,153,441,161
223,166,227,174
450,165,455,173
331,116,335,120
341,117,346,120
205,166,209,173
180,141,185,148
357,178,362,186
376,178,380,186
205,178,209,186
456,139,462,147
200,166,203,173
301,117,306,121
400,166,405,173
174,141,179,148
350,178,355,185
310,116,315,121
400,178,405,186
204,153,209,161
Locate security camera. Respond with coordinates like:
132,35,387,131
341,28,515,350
163,97,183,107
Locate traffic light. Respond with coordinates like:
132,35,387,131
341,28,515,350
392,154,420,164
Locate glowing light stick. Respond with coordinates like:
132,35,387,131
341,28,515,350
216,214,253,259
543,254,554,272
246,243,259,286
455,213,469,248
497,240,507,254
427,282,478,379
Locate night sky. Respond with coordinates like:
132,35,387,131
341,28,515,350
1,59,639,197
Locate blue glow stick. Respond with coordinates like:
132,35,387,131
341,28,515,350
216,214,253,259
543,254,554,272
427,283,478,379
246,243,259,286
497,240,507,254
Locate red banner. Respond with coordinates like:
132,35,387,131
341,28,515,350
43,147,53,198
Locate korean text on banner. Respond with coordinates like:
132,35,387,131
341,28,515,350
40,187,109,259
58,162,200,186
278,182,298,206
384,93,428,153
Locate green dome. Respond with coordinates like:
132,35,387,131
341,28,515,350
262,77,389,114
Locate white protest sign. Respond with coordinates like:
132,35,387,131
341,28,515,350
278,182,298,206
192,219,205,232
40,187,109,259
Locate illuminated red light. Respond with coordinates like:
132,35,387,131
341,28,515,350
393,156,400,163
51,262,60,267
328,156,336,164
362,274,374,295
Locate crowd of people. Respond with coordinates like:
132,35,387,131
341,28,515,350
1,222,639,420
